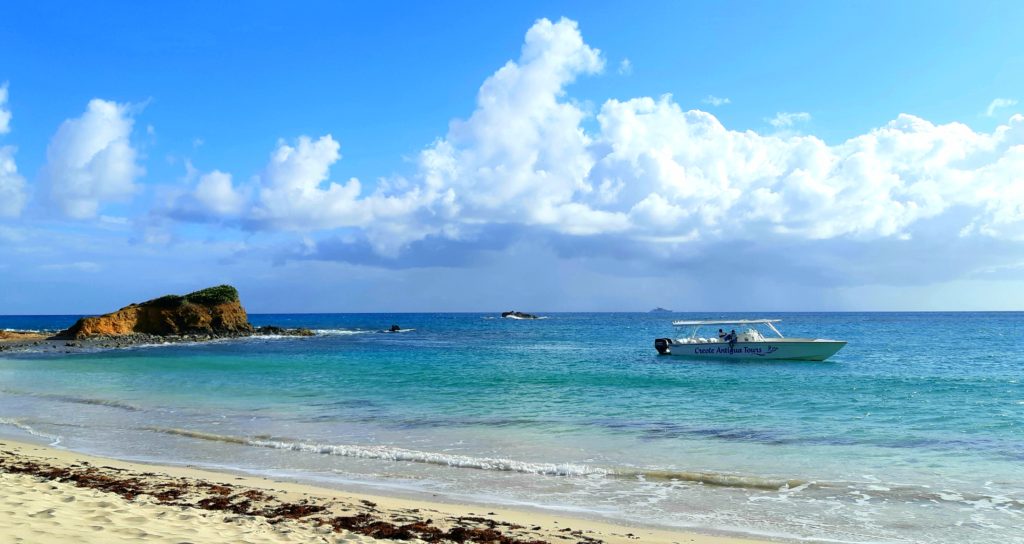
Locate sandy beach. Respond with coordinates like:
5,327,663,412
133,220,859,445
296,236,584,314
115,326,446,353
0,438,767,544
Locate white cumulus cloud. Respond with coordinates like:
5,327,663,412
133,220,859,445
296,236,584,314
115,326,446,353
174,17,608,253
42,99,143,219
701,95,731,107
193,170,246,217
591,99,1024,241
618,58,632,75
171,134,427,256
0,84,26,218
0,82,11,134
250,135,368,229
418,17,605,232
986,98,1018,117
165,17,1024,271
0,146,27,217
767,111,811,128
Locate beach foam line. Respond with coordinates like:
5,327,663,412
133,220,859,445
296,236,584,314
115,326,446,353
0,418,62,446
132,427,1024,507
140,427,815,490
143,427,606,477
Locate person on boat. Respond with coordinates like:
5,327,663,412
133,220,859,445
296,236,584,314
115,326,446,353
726,329,738,348
718,329,727,341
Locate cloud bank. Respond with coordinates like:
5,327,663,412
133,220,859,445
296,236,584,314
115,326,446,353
161,17,1024,283
0,15,1006,300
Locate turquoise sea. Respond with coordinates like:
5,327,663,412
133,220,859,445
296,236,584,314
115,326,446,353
1,312,1022,543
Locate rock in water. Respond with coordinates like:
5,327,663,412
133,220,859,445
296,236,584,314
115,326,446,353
501,311,539,319
55,285,254,339
254,325,315,336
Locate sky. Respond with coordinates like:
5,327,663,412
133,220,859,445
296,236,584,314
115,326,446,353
1,1,1023,313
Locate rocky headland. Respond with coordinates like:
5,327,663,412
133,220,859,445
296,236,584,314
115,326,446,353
55,285,253,339
0,285,313,354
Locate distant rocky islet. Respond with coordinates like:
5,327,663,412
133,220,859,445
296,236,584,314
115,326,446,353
501,311,540,319
0,285,313,353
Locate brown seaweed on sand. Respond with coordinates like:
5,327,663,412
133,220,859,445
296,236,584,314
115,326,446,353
0,451,589,543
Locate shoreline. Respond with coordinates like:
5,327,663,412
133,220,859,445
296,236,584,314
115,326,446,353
0,437,771,544
0,327,315,354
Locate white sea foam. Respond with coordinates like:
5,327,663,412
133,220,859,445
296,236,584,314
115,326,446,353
313,329,373,336
252,439,602,476
0,418,62,446
137,427,1024,512
141,427,810,489
145,427,606,476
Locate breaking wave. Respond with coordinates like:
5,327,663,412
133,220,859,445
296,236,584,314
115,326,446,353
137,426,1024,508
140,427,823,490
313,329,374,336
144,427,605,477
0,418,62,446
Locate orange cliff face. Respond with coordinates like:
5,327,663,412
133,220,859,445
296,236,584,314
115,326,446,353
55,285,254,339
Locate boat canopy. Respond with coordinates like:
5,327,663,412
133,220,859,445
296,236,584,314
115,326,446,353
671,319,781,326
673,319,785,338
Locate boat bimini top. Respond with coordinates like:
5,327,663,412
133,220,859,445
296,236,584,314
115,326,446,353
671,319,785,341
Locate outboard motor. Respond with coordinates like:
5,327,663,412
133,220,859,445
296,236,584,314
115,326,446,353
654,338,672,355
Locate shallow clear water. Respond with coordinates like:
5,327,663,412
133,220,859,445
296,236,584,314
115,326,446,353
2,312,1022,543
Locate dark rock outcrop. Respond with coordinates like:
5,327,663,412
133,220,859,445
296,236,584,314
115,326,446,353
55,285,254,340
649,307,673,313
501,311,539,319
254,325,315,337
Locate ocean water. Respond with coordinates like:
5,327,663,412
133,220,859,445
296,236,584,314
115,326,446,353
1,312,1022,543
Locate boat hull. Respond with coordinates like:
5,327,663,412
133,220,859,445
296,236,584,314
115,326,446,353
655,339,846,361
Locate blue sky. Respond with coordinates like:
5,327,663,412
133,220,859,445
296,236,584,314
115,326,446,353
1,1,1023,313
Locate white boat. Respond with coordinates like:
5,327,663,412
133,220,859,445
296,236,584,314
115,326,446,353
654,319,846,361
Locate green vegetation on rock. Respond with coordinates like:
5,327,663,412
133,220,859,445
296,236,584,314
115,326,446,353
141,285,240,307
147,294,186,308
183,285,240,305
